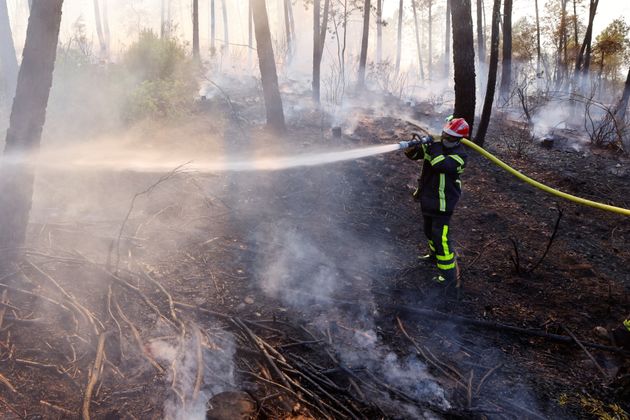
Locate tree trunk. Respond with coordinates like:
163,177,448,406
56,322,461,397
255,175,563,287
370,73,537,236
614,66,630,122
252,0,285,131
535,0,540,77
427,0,432,79
412,0,424,79
475,0,501,146
0,0,18,102
575,0,598,75
284,0,294,64
444,0,451,76
192,0,199,59
0,0,64,256
451,0,476,133
376,0,382,64
395,0,403,73
498,0,512,101
161,0,166,37
221,0,229,54
103,0,110,54
476,0,484,65
313,0,321,102
210,0,215,54
93,0,107,58
357,0,371,89
248,0,253,66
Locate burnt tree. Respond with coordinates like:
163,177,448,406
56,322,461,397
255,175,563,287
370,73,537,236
357,0,371,89
575,0,599,76
475,0,501,146
376,0,383,64
93,0,107,58
0,0,65,256
192,0,199,59
451,0,476,133
444,0,451,76
396,0,403,73
0,0,18,101
476,0,484,65
252,0,286,131
210,0,215,53
312,0,330,103
498,0,512,101
412,0,424,79
615,66,630,122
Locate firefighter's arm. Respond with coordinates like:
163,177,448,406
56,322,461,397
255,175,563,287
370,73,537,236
425,145,465,174
404,144,426,161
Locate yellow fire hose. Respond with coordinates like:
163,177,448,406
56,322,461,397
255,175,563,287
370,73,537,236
460,138,630,217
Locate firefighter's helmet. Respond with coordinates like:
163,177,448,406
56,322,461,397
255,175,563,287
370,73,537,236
443,118,470,138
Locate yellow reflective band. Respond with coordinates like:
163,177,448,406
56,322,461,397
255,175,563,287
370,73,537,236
624,319,630,332
437,262,456,270
456,180,461,188
439,174,446,212
431,155,446,166
411,150,422,159
437,252,455,261
428,241,435,251
442,224,450,255
449,155,465,166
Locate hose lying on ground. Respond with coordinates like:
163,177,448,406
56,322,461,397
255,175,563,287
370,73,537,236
459,138,630,217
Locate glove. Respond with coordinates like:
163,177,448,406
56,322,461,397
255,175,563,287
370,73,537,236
410,132,434,145
420,135,434,145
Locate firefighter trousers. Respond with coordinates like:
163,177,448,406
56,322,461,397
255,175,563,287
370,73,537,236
423,214,458,282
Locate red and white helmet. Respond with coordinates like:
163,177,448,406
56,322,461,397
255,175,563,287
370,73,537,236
442,118,470,138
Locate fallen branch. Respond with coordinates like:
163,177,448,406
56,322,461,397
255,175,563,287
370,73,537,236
0,372,17,393
562,325,609,379
82,331,108,420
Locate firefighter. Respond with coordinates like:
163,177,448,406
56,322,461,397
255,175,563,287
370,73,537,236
404,117,469,285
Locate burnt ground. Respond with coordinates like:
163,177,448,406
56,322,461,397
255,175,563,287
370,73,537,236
0,94,629,420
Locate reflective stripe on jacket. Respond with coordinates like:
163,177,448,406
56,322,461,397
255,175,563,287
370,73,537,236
405,139,467,215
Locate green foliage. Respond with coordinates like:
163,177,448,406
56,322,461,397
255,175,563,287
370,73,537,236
121,30,197,122
512,17,538,62
594,18,630,78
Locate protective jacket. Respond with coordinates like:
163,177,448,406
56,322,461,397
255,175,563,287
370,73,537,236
405,139,467,216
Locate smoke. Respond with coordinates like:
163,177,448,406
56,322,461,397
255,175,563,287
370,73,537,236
150,327,236,420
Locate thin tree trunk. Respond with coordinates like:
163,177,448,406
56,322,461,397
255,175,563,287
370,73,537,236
103,0,110,55
221,0,229,54
93,0,107,58
476,0,484,64
395,0,403,73
475,0,501,146
161,0,166,37
376,0,382,64
498,0,512,101
192,0,199,59
0,0,64,256
284,0,293,64
0,0,18,102
575,0,598,75
451,0,476,133
249,0,253,66
412,0,424,79
210,0,216,54
252,0,285,131
535,0,541,77
357,0,371,89
444,0,451,76
313,0,321,102
427,0,432,79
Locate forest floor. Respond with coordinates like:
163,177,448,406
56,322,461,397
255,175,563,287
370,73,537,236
0,89,629,419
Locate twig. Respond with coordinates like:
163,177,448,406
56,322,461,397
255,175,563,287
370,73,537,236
0,396,23,419
115,163,189,272
82,331,108,420
40,400,74,417
562,326,609,379
527,207,563,274
0,372,17,393
0,290,7,329
475,363,502,396
193,327,204,401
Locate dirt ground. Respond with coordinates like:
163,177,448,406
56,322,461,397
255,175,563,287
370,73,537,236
0,93,628,419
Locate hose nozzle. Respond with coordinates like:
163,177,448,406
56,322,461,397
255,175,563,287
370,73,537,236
399,133,433,150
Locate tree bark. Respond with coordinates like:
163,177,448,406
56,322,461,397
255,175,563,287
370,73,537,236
614,67,630,122
103,0,110,54
357,0,371,89
248,0,253,66
451,0,476,134
475,0,500,146
0,0,64,256
376,0,382,65
161,0,167,38
221,0,229,54
284,0,294,64
93,0,107,58
427,0,433,79
395,0,403,73
0,0,18,102
210,0,215,53
444,0,451,76
535,0,541,75
412,0,424,79
575,0,598,75
313,0,320,102
476,0,485,65
498,0,512,101
252,0,286,131
192,0,199,59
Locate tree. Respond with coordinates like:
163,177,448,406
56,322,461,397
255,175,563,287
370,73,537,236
475,0,501,146
593,18,630,79
93,0,107,58
395,0,403,73
451,0,476,133
210,0,215,53
412,0,424,79
0,0,65,255
192,0,199,59
512,17,537,63
376,0,383,64
221,0,229,54
614,66,630,122
357,0,371,88
444,0,451,76
476,0,485,66
313,0,330,103
535,0,541,75
284,0,295,64
252,0,285,131
0,0,18,102
575,0,598,75
426,0,433,79
498,0,512,101
103,0,110,53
